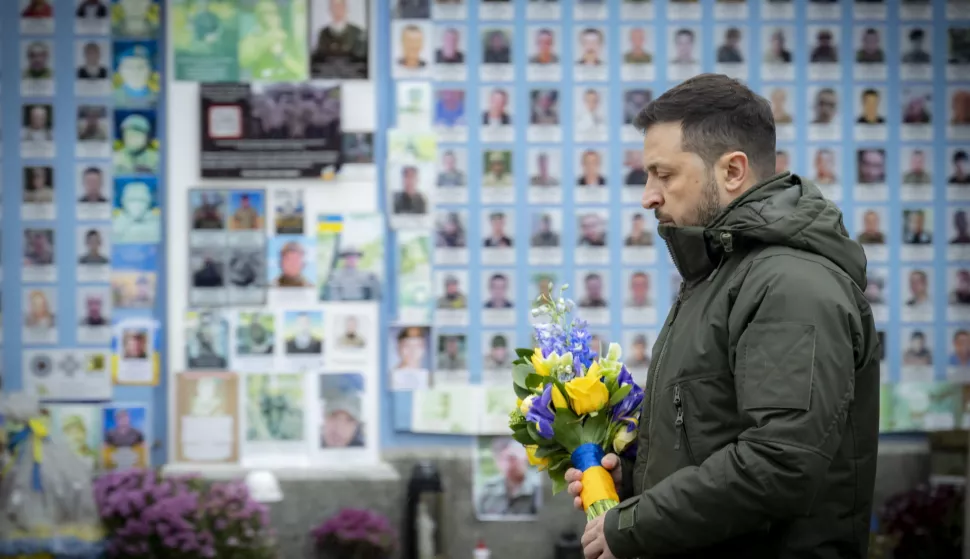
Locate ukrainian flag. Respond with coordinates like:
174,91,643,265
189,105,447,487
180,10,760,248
317,215,344,233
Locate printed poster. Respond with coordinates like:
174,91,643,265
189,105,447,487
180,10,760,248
171,0,308,83
102,404,151,471
174,371,240,464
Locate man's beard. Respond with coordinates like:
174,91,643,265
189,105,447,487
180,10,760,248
658,172,723,227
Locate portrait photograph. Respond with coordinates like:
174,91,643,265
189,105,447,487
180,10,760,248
948,26,970,81
527,88,561,142
808,86,841,141
316,213,384,302
310,0,370,79
901,27,932,81
273,188,305,235
21,103,54,159
388,162,432,219
762,27,795,81
480,86,513,142
267,235,316,289
434,334,468,377
433,88,467,141
902,268,932,322
948,328,970,372
433,25,466,76
863,267,888,312
21,0,55,33
856,208,888,266
318,373,366,449
481,150,514,198
387,326,431,392
575,27,607,81
331,313,368,353
392,21,432,79
434,270,469,310
77,226,111,283
482,209,515,250
119,325,153,364
77,104,111,157
621,26,655,82
185,311,229,369
436,148,468,189
576,148,608,204
949,148,970,185
854,26,888,80
236,311,275,357
474,436,541,521
622,88,652,141
434,210,468,251
808,27,841,80
527,148,562,188
23,228,56,285
901,87,933,142
49,405,102,470
112,0,161,39
948,87,970,136
112,41,160,109
245,373,305,443
21,39,55,97
481,271,516,325
575,86,607,142
668,27,701,80
480,27,513,80
22,166,55,220
112,177,161,245
854,87,887,142
527,26,562,82
900,328,934,373
577,210,608,249
23,286,56,340
189,247,228,305
101,406,149,471
529,210,563,248
190,189,227,232
575,270,609,322
901,147,934,191
856,148,887,187
75,0,110,34
113,109,160,175
282,310,324,356
75,40,111,97
715,26,748,79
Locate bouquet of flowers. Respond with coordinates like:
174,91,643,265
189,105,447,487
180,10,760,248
311,508,397,559
94,468,277,559
508,285,643,521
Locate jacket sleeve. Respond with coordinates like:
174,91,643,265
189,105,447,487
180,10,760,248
604,255,864,558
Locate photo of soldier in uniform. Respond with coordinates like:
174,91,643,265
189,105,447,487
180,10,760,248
473,436,541,520
245,373,305,442
310,0,369,79
112,111,160,175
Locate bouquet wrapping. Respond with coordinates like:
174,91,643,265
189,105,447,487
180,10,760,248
0,394,105,559
508,286,643,520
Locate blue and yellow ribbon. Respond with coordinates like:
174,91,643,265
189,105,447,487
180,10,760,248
571,443,621,520
3,418,49,492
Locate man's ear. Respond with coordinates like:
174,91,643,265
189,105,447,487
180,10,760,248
719,151,750,194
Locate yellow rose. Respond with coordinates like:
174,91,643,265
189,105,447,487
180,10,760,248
531,349,551,376
525,445,550,470
564,374,610,415
551,385,569,410
613,423,637,453
586,361,602,378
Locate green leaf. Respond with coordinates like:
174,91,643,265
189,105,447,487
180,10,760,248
527,422,557,447
609,384,633,406
515,348,536,359
548,468,568,495
534,445,560,458
512,358,528,366
549,455,572,472
582,410,610,445
512,363,534,388
552,408,583,451
513,383,533,400
525,373,546,390
511,428,535,446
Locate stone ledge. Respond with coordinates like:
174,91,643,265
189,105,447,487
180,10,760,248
162,461,401,482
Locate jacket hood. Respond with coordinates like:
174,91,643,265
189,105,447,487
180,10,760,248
658,172,868,288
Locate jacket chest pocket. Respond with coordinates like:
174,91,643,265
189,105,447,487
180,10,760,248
674,373,742,464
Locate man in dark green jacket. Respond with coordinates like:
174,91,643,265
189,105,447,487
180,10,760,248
569,74,880,559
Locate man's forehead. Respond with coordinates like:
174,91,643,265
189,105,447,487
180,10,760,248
641,122,685,167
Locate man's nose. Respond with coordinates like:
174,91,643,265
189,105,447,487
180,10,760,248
641,186,662,210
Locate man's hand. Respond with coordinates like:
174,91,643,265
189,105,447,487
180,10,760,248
565,453,622,511
582,515,616,559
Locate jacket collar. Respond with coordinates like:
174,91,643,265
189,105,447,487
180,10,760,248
658,172,791,285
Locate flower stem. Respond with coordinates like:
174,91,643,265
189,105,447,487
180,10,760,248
586,499,620,521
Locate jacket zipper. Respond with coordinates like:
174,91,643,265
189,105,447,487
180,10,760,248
673,384,695,462
640,280,686,491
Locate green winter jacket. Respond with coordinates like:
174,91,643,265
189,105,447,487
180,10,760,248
604,172,880,558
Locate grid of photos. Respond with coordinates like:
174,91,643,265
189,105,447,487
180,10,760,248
384,0,970,443
10,0,165,439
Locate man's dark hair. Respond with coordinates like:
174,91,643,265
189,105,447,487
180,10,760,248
632,74,776,180
489,273,507,284
955,150,968,163
83,166,101,175
954,329,969,341
582,28,603,41
909,28,924,42
862,88,879,99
